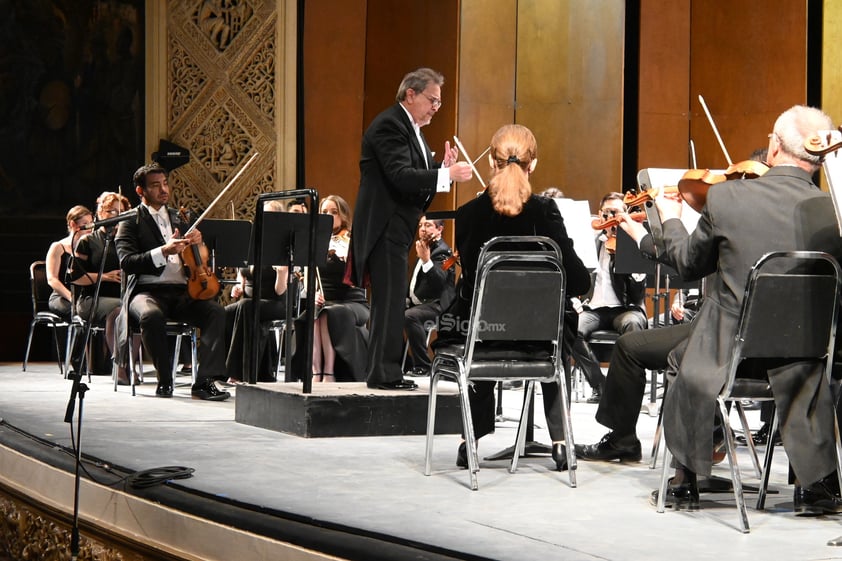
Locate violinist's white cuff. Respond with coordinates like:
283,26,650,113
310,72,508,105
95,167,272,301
150,247,166,268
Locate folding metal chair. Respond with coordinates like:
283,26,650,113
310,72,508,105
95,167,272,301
23,261,71,375
657,250,842,533
424,236,576,490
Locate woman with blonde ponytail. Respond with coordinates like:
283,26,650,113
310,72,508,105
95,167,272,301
436,123,591,472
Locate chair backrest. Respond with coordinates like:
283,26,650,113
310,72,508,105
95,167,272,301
463,236,566,373
30,261,52,315
723,251,842,395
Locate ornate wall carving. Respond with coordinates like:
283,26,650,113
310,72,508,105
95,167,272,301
166,0,279,221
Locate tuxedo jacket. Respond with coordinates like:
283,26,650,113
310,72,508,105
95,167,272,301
111,205,190,366
649,166,842,485
408,237,456,311
348,103,441,286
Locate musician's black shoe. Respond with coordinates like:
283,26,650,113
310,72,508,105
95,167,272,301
586,387,602,404
191,380,230,401
650,475,700,511
735,422,782,447
367,378,418,391
794,475,842,515
155,383,173,398
575,432,642,462
456,442,468,469
552,443,569,471
406,367,431,377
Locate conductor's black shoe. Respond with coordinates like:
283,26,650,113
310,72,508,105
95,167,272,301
191,380,230,401
367,378,418,391
406,367,431,377
794,478,842,515
155,383,173,398
575,432,642,462
456,442,468,469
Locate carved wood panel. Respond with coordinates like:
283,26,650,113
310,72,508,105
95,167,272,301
166,0,278,220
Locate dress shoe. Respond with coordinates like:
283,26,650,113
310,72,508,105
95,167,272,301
736,422,782,447
367,378,418,391
406,366,431,377
649,475,700,511
794,477,842,515
574,432,642,462
586,387,601,404
191,380,231,401
155,383,173,398
456,442,468,469
552,443,569,471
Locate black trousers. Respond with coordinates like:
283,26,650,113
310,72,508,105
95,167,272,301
366,217,415,384
128,285,225,385
595,323,693,437
404,301,441,370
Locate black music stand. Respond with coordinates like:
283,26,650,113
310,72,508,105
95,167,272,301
199,219,252,269
248,208,332,387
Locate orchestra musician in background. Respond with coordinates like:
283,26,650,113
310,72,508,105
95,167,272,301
46,205,93,319
572,192,647,404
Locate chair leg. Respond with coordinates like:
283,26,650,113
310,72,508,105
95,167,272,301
557,366,577,486
22,321,38,371
53,323,66,376
424,368,441,476
650,400,664,469
756,410,778,510
510,381,533,474
735,402,762,478
190,330,199,385
172,333,183,383
718,398,750,533
656,444,672,513
455,369,480,491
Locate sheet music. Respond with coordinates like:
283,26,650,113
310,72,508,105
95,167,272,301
637,168,704,233
818,130,842,236
554,198,599,270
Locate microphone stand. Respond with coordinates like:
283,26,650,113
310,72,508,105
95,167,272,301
63,224,117,560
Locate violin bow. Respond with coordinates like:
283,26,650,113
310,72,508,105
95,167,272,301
698,95,733,166
184,151,260,235
453,135,488,189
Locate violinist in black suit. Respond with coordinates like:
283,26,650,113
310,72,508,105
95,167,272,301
114,163,229,401
404,215,455,376
346,67,472,391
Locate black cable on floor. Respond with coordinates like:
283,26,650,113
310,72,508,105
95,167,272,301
126,466,195,489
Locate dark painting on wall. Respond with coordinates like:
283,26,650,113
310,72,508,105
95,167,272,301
0,0,145,215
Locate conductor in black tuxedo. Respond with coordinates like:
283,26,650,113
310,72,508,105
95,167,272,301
347,67,472,391
404,215,455,376
114,163,229,401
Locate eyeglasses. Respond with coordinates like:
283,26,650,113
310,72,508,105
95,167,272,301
419,92,442,109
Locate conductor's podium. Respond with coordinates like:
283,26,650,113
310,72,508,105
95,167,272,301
235,380,462,437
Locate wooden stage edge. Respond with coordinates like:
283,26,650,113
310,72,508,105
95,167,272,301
234,381,463,438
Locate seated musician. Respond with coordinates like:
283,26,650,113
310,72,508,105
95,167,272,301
571,192,647,404
617,105,842,514
114,163,229,401
436,124,591,471
46,205,93,319
403,215,455,377
225,200,289,383
69,192,134,381
292,195,369,382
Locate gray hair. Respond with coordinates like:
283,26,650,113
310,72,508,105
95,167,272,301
396,68,444,102
772,105,834,169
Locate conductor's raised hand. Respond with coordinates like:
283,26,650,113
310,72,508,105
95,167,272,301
449,161,473,182
442,141,459,167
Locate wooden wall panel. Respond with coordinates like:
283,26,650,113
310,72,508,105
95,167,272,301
823,2,842,125
689,0,806,169
637,1,690,170
303,1,367,200
455,0,518,208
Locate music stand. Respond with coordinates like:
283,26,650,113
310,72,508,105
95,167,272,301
249,193,331,390
199,219,252,269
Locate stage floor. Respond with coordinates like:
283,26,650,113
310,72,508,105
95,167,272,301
2,362,842,560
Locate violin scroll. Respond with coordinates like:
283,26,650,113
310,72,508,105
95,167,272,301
805,128,842,157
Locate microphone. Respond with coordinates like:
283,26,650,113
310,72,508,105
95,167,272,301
81,208,138,230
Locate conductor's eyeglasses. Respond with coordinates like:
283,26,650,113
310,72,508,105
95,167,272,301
419,92,442,109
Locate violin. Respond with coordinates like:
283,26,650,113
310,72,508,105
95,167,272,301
805,128,842,156
443,250,460,271
591,210,646,231
624,160,769,212
179,207,221,300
